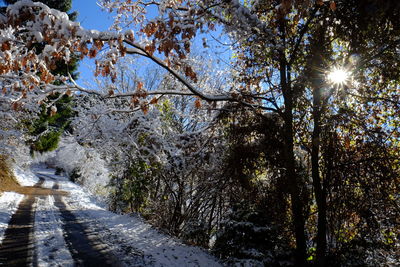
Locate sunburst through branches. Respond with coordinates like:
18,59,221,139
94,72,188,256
327,66,350,85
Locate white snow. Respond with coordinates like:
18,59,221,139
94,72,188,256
32,168,223,267
0,191,24,243
0,165,221,266
13,166,39,186
45,139,111,200
34,31,43,42
35,195,74,267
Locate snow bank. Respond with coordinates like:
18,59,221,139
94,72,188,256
13,166,39,186
0,192,24,243
85,210,223,267
46,138,110,199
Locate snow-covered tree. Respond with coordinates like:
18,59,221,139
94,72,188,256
1,1,399,265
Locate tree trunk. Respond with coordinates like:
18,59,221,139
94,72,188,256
312,86,327,266
278,17,307,266
283,102,307,266
310,26,328,266
281,60,307,266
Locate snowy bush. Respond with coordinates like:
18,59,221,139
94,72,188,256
46,138,110,198
213,202,293,266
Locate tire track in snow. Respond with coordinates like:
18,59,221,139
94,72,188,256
35,194,75,266
0,178,44,266
52,182,121,267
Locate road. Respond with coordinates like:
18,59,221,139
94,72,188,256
0,175,119,266
0,168,222,267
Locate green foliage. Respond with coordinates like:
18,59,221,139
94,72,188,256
122,160,151,212
52,54,80,82
156,99,176,127
28,93,76,153
213,202,291,265
220,106,285,190
32,94,75,131
31,130,61,153
109,159,156,213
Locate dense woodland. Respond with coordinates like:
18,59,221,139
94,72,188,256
0,0,399,266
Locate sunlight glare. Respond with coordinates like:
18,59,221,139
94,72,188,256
327,67,349,85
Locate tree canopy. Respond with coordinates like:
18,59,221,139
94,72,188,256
0,1,399,266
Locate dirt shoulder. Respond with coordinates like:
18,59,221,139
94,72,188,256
0,156,67,196
0,155,21,195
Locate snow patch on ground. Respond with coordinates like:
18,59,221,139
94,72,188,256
0,191,24,243
13,166,39,186
35,195,74,267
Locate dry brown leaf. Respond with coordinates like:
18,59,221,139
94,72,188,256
89,48,97,59
131,96,140,106
12,102,20,111
144,43,156,55
150,97,158,105
344,136,351,149
195,98,201,109
330,1,336,11
137,81,144,91
141,103,149,115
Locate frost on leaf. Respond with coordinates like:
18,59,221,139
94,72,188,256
50,105,57,116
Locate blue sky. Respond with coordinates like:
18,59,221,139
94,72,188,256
0,1,232,89
72,1,113,31
72,1,165,87
71,1,232,90
72,1,115,85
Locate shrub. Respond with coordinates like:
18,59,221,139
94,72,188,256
213,202,292,266
31,130,62,154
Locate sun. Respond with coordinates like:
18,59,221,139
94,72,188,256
327,67,350,85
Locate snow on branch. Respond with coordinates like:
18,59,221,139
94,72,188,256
0,0,280,115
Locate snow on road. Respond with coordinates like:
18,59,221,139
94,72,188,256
32,168,222,267
0,166,39,243
35,194,74,266
0,192,24,243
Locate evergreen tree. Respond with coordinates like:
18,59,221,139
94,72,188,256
28,93,76,154
1,0,80,153
3,0,71,12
